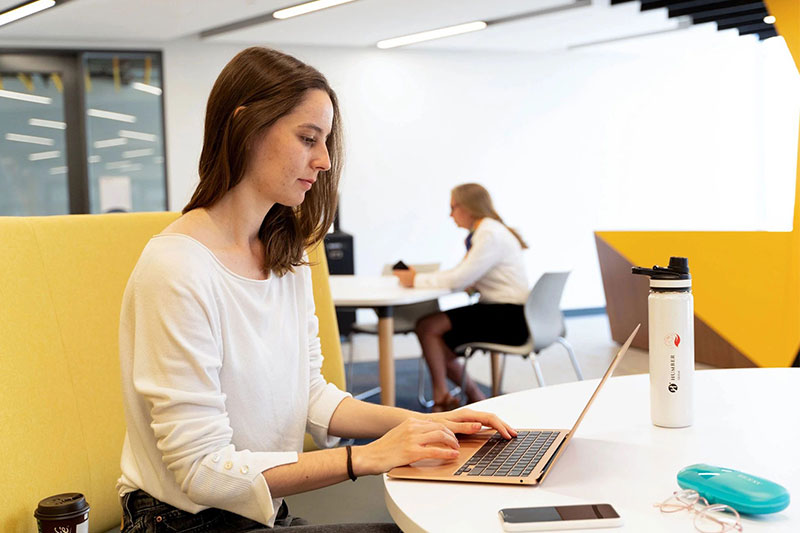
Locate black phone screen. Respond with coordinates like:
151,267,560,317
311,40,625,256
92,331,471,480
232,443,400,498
500,504,619,523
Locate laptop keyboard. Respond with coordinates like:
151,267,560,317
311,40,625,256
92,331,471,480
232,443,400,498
453,430,558,478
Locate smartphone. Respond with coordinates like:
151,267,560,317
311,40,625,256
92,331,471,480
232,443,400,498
392,260,409,270
498,504,622,531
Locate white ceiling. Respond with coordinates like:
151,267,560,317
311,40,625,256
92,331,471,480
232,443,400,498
0,0,689,53
0,0,20,11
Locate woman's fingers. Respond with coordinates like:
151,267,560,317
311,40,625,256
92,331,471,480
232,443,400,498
435,409,517,439
485,413,516,439
416,444,460,461
411,418,458,439
480,413,515,439
379,420,462,466
446,421,484,435
372,416,515,471
417,428,460,450
374,413,520,471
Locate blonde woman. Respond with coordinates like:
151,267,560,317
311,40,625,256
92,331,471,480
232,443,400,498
394,184,529,412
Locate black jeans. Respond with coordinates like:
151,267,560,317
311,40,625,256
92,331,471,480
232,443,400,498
120,490,401,533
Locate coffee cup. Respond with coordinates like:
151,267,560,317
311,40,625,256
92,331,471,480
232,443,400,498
34,493,90,533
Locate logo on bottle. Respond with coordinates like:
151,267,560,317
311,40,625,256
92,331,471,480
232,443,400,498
664,333,681,347
668,354,678,393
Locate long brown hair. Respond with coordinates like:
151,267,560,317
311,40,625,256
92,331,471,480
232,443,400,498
184,47,343,276
451,183,528,249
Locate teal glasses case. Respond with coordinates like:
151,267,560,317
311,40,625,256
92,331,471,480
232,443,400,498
677,464,790,515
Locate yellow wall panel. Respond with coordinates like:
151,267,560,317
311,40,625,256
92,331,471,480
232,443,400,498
596,231,797,367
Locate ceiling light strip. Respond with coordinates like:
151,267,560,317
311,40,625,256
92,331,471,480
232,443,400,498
106,161,133,169
5,133,55,145
273,0,358,20
377,21,488,50
0,89,52,104
0,0,55,28
119,129,157,142
88,108,137,123
200,0,359,38
131,82,162,96
106,161,143,171
94,138,128,149
29,118,66,129
28,150,61,161
122,148,155,159
375,0,592,50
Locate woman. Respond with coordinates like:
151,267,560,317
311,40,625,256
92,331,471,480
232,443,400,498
117,48,515,532
393,184,529,412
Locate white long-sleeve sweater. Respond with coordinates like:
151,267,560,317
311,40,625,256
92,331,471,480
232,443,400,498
116,234,350,526
414,218,529,304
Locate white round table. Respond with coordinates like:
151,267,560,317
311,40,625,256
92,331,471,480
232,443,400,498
329,275,451,406
384,368,799,532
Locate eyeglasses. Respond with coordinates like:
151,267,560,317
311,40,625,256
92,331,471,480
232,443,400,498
654,490,743,533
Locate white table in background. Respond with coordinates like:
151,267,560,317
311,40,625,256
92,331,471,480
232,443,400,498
329,275,451,407
384,368,799,532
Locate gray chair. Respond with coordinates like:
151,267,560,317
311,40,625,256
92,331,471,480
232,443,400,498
346,263,440,402
453,271,584,404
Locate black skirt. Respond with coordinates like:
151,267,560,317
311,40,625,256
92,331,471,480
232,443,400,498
442,303,528,352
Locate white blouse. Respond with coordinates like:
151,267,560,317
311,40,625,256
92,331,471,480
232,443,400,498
117,234,350,526
414,218,529,305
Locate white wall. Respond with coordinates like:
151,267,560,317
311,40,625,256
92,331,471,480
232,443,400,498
3,32,798,309
159,33,800,309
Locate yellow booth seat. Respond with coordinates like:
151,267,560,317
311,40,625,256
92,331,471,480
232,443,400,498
0,213,345,533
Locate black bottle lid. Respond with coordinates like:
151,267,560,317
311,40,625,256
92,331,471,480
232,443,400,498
668,256,689,274
632,256,691,280
34,493,90,521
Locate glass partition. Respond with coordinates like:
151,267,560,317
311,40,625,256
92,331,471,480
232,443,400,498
83,52,166,213
0,69,70,215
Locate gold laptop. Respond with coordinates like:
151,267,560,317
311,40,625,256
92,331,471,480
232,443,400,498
387,325,640,486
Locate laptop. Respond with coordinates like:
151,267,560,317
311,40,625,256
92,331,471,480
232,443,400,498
387,324,640,486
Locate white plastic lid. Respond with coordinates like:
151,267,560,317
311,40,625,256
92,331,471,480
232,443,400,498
650,279,691,289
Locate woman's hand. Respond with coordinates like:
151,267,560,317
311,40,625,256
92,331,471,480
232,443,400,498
426,408,517,440
352,418,460,476
392,266,416,288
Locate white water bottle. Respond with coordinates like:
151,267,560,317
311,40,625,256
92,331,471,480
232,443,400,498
632,257,694,428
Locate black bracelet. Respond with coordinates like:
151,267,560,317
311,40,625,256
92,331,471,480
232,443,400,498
345,445,357,482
